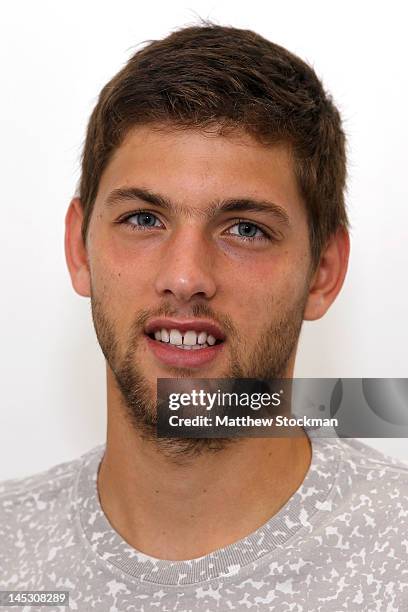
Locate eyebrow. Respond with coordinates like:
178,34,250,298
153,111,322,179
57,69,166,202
104,186,291,227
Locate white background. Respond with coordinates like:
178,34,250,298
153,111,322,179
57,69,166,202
0,0,407,479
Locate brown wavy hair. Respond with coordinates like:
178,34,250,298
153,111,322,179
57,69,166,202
79,23,348,269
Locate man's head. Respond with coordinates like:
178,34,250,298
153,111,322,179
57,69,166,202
79,24,348,271
65,24,349,447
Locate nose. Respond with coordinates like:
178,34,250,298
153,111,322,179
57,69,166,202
154,226,217,303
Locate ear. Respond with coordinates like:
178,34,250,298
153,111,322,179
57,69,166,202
304,227,350,321
64,197,91,297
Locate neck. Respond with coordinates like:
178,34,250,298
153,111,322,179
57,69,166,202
98,376,312,561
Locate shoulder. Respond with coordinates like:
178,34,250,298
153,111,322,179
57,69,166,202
0,457,79,502
311,435,408,523
0,444,104,532
297,436,408,575
0,447,98,502
0,445,105,587
336,438,408,479
326,438,408,531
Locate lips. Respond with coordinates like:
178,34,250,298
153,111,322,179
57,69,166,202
144,318,226,368
145,335,224,368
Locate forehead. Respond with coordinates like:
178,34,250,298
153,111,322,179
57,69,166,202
95,123,306,224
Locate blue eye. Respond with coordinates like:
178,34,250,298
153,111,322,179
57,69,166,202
238,222,259,238
134,212,158,227
122,211,162,229
228,221,268,240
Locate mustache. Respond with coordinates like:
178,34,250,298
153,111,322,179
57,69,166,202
132,302,237,338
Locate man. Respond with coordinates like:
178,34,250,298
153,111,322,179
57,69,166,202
1,23,407,611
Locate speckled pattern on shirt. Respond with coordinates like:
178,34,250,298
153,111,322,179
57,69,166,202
1,432,408,611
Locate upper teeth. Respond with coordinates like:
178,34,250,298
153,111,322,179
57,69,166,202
153,329,217,346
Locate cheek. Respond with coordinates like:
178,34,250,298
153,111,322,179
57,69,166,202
222,246,309,312
88,225,151,297
92,260,149,314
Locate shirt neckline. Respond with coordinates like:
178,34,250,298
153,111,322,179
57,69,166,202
74,431,343,586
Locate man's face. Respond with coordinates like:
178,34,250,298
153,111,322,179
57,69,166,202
84,124,313,434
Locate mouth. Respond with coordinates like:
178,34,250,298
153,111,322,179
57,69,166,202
144,319,226,368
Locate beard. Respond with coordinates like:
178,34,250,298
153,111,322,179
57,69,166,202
90,288,309,462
